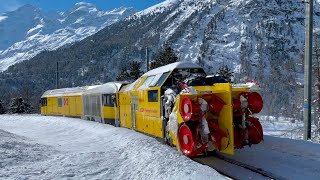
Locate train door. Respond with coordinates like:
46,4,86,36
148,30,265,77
131,95,138,129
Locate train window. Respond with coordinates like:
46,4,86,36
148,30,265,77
103,94,116,107
58,97,63,107
173,68,207,82
140,75,155,89
40,98,47,107
149,74,162,87
148,90,158,102
155,72,169,86
40,99,44,107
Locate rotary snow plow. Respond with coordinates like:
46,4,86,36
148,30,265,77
166,82,264,157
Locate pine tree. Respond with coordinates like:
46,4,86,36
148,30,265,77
0,100,5,114
216,65,234,82
128,61,143,80
150,45,178,69
9,98,18,114
116,67,130,81
9,97,32,114
116,61,142,81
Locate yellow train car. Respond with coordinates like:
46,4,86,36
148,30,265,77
82,82,127,126
40,86,88,117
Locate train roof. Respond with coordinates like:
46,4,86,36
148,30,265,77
143,61,202,76
83,82,124,95
120,78,140,92
41,82,128,98
41,86,92,98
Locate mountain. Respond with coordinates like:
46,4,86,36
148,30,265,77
1,0,320,117
0,2,137,71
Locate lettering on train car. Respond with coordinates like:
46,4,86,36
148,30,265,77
63,98,69,106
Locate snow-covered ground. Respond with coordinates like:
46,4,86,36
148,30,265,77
260,115,319,143
0,114,225,180
261,116,305,139
230,135,320,179
1,114,320,179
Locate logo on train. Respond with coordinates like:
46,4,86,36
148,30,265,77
63,98,69,106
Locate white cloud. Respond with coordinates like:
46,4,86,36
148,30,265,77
0,0,22,14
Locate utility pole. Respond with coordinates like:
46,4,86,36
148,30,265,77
304,0,313,140
56,61,59,89
146,47,149,71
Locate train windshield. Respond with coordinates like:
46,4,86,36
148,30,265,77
161,68,207,93
172,68,206,82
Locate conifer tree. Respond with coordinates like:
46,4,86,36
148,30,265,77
0,100,5,114
116,67,130,81
129,61,143,80
9,97,32,114
150,45,178,69
216,65,234,82
116,61,142,81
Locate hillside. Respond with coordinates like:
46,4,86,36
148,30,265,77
0,0,319,116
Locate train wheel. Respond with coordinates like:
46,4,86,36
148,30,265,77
178,124,194,157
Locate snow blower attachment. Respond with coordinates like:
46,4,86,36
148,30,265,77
176,83,264,157
232,92,264,148
178,93,228,157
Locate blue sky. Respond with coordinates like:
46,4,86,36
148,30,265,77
0,0,165,13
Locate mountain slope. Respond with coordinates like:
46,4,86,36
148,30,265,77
0,2,136,71
1,0,319,115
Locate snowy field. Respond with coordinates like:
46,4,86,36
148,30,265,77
261,116,305,139
260,115,319,142
1,114,320,179
0,114,225,180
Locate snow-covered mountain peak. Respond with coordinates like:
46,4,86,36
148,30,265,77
67,1,99,14
0,3,137,71
131,0,179,19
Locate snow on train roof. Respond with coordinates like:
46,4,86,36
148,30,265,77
83,82,123,95
41,86,91,97
143,61,202,76
41,82,125,97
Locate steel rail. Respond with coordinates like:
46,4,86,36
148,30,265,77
193,152,287,180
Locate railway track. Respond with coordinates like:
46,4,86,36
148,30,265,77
193,152,287,180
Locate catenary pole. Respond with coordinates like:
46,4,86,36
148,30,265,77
304,0,313,140
146,47,149,71
56,61,59,89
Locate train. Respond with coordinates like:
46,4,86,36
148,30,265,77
40,62,264,157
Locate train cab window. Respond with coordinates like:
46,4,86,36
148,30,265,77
103,94,116,107
155,72,169,86
140,75,155,89
148,90,158,102
58,97,63,107
40,98,47,107
173,68,206,82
